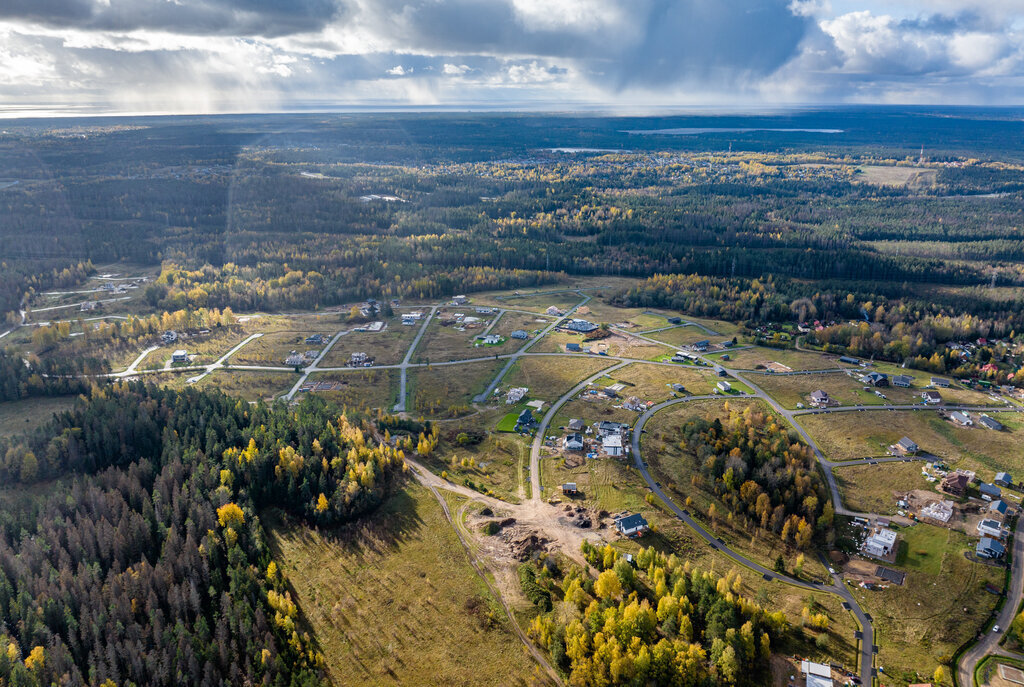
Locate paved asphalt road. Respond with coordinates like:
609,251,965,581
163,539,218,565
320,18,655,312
957,523,1024,686
630,397,876,686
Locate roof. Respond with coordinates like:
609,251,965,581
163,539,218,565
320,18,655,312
978,537,1005,555
875,566,906,585
897,436,918,451
980,482,1001,496
603,435,623,448
979,518,1003,531
996,471,1012,481
893,374,914,384
517,408,534,422
990,500,1010,514
172,349,187,356
922,391,941,399
980,415,1006,431
931,376,950,385
867,528,897,546
810,390,829,401
950,411,972,424
801,660,831,678
615,513,648,530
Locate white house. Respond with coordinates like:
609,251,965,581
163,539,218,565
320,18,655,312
563,433,585,451
716,381,732,393
950,411,973,426
863,527,898,558
171,350,189,363
978,519,1004,538
614,513,649,537
602,434,624,456
505,387,528,404
800,661,833,687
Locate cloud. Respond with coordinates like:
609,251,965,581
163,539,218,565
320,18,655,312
1,0,1024,112
0,0,344,37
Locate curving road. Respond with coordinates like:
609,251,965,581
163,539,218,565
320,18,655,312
957,523,1024,687
630,396,876,686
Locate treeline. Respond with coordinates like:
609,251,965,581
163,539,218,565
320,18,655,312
528,544,787,685
0,348,94,401
677,406,832,546
0,383,407,685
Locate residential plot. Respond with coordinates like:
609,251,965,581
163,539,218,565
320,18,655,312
848,525,1001,685
409,359,505,417
265,485,542,687
412,310,516,363
490,310,554,343
193,369,295,402
610,363,720,401
138,326,252,369
533,328,669,360
229,325,339,366
755,371,891,409
705,346,854,371
834,462,935,516
298,369,399,410
321,317,420,366
643,325,731,348
800,410,1023,480
498,356,613,403
572,301,665,329
419,429,527,503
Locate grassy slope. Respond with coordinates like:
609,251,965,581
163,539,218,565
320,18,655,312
265,483,541,687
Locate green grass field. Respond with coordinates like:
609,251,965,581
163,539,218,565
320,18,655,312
834,462,933,515
0,396,79,438
264,484,543,686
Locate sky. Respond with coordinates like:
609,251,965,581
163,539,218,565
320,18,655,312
2,0,1024,115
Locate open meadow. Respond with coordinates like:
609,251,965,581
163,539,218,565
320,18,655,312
265,484,544,687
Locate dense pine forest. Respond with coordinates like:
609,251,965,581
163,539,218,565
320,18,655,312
0,383,409,686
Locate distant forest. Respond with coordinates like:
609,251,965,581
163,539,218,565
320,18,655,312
2,110,1023,369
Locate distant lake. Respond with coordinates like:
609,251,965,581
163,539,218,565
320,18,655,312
622,128,844,135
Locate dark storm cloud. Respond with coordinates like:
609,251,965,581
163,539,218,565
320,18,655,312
0,0,343,37
358,0,810,89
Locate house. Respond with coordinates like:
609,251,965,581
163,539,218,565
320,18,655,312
809,390,835,408
565,343,582,352
977,537,1006,560
931,377,951,388
713,364,728,377
720,340,734,348
800,660,834,687
667,317,682,325
950,411,973,426
285,352,304,367
979,483,1002,500
670,384,686,393
350,352,369,366
978,519,1004,538
562,482,578,495
839,356,859,365
546,306,563,316
623,397,647,412
451,295,469,305
563,433,585,451
672,351,698,363
863,527,898,559
510,329,529,339
171,350,189,364
990,500,1011,518
921,391,942,405
305,334,327,345
995,472,1013,487
568,418,585,432
716,381,732,393
402,312,423,325
476,334,501,345
892,374,914,388
692,340,710,352
565,319,599,333
602,434,624,456
861,371,889,387
614,513,649,537
940,472,969,497
161,330,178,344
980,415,1005,431
475,306,495,314
515,408,536,431
920,500,954,523
506,387,528,404
80,300,99,312
597,421,627,437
